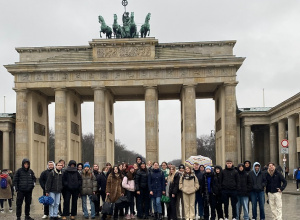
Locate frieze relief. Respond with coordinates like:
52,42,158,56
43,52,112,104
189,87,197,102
97,46,151,58
16,67,235,83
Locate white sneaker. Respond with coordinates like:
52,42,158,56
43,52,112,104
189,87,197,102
58,214,61,218
219,219,224,220
42,215,48,219
224,218,228,220
232,219,237,220
0,209,4,213
297,189,299,191
9,208,13,213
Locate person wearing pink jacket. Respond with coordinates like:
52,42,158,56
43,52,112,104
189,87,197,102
122,166,136,219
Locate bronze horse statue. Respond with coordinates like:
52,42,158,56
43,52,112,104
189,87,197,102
130,12,137,38
140,13,151,38
98,15,112,39
113,14,122,38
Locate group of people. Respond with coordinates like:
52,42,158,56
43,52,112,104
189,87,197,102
0,157,290,220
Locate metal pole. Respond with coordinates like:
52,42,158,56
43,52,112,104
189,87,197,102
4,95,5,113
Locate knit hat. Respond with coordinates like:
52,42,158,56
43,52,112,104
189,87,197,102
128,165,134,170
205,166,212,171
83,162,90,169
178,164,185,170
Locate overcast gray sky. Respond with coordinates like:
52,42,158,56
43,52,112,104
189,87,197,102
1,0,300,163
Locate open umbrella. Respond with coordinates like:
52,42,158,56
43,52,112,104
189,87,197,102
185,155,212,167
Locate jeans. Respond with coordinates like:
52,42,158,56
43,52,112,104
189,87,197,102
82,195,95,218
236,196,249,220
195,191,204,217
152,197,162,214
222,189,237,219
49,192,60,217
250,191,265,220
16,190,33,217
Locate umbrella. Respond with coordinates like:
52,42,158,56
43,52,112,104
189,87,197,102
185,155,212,167
38,195,54,205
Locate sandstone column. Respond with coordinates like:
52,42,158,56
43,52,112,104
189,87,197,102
288,115,297,175
244,125,252,162
278,119,286,168
145,86,159,162
94,87,107,168
55,88,68,162
264,126,270,165
182,85,197,160
15,89,28,168
270,123,278,164
224,83,238,164
2,130,10,169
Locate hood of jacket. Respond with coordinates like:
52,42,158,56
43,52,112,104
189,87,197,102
68,160,77,167
47,161,55,170
22,158,30,170
253,162,261,176
237,163,245,174
244,160,252,172
66,166,78,172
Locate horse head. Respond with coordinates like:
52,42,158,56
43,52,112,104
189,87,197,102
145,13,151,22
114,14,118,23
98,15,104,24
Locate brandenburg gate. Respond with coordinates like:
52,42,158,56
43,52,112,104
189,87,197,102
5,38,244,172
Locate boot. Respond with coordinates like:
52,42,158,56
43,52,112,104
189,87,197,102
25,216,34,220
154,212,158,220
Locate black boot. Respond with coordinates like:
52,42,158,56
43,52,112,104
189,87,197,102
154,212,158,220
25,216,34,220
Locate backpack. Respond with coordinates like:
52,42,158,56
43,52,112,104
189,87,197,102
1,178,7,189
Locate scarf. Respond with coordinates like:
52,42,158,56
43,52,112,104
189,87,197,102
268,169,275,177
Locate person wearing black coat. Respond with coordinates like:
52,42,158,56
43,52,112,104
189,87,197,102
236,164,252,220
167,165,180,220
61,160,82,219
39,161,55,219
193,163,204,220
135,161,150,219
220,160,239,220
92,164,101,216
13,158,36,220
213,165,223,220
201,166,217,220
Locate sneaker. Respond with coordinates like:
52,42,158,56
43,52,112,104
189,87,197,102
42,215,48,219
297,189,299,191
219,219,224,220
61,217,67,220
70,216,75,220
9,208,13,213
233,219,236,220
126,214,131,219
25,217,34,220
57,215,61,219
131,214,135,219
0,208,4,213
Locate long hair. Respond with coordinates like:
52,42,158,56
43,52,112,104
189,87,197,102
111,165,121,178
168,165,176,182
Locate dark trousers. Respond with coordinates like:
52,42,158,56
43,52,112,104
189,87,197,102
43,190,49,215
222,189,237,219
195,191,204,217
203,193,216,220
94,192,101,215
125,191,135,215
63,189,79,216
0,199,12,208
215,194,223,219
137,188,150,217
16,190,32,217
296,179,300,189
167,195,177,220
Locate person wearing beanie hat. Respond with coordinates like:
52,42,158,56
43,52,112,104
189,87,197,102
39,161,55,219
62,160,82,219
201,164,217,220
81,162,97,219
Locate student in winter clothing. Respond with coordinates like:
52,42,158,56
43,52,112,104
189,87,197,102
106,165,125,220
294,167,300,191
92,164,101,216
45,161,63,220
244,161,252,174
213,165,223,220
236,164,252,220
13,158,36,220
161,162,169,218
220,159,239,220
122,165,136,219
136,157,143,168
176,164,185,219
0,169,13,213
167,165,180,220
81,163,97,219
265,162,287,220
179,166,199,220
193,163,204,220
62,160,82,219
77,163,83,174
148,162,166,220
39,161,55,219
249,162,266,220
201,166,217,220
97,167,109,204
135,161,150,219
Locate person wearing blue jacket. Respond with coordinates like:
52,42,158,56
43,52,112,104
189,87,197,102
295,167,300,191
148,162,166,220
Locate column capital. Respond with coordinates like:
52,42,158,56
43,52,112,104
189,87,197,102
53,87,67,92
92,86,106,91
182,84,197,88
224,82,238,87
144,85,157,90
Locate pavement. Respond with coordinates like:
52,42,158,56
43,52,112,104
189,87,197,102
0,180,299,220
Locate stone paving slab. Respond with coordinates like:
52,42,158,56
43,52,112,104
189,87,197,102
0,182,299,220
